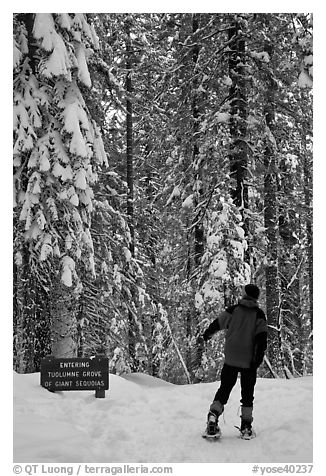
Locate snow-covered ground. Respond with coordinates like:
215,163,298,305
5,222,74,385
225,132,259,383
13,371,312,463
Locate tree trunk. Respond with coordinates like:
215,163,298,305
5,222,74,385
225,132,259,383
263,40,281,373
126,19,135,258
125,17,137,371
192,14,205,271
278,151,304,375
14,245,37,372
189,14,206,382
228,17,249,264
303,139,313,332
50,277,77,358
228,18,248,211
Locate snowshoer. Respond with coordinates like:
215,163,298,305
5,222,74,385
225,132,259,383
201,284,267,439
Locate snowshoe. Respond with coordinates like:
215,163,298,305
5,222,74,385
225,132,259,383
235,422,256,440
202,412,221,440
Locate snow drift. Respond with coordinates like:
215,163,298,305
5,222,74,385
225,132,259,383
13,371,312,463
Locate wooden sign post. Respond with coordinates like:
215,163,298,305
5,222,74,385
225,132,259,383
40,355,109,398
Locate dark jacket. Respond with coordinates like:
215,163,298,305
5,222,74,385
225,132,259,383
203,295,267,369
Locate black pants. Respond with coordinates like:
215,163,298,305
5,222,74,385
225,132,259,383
214,363,257,407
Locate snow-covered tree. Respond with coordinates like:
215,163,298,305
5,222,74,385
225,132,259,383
13,13,106,365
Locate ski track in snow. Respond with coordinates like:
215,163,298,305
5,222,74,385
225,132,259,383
13,372,312,463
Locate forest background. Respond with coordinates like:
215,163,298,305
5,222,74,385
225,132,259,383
12,12,313,384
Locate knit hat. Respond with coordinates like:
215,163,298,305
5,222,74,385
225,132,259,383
244,284,260,300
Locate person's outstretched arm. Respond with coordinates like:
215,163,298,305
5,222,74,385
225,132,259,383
202,305,236,342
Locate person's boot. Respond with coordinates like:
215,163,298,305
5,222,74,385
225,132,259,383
239,406,256,439
204,401,223,438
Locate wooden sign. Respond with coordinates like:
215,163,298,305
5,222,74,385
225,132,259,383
40,356,109,398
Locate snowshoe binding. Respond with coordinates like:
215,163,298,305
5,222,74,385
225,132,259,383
202,411,221,440
236,421,256,440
